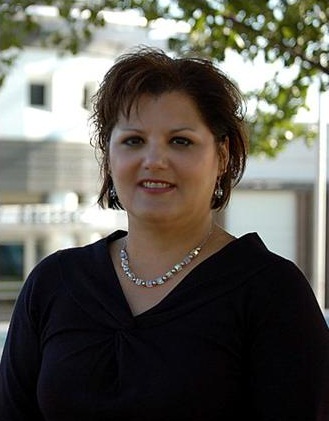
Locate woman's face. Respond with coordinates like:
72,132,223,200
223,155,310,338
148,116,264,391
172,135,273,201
109,91,228,227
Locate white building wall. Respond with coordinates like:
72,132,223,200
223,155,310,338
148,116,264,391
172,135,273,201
0,50,115,142
225,190,297,261
0,10,328,308
0,12,168,143
243,138,317,185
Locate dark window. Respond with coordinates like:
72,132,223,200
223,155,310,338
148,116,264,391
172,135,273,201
83,85,90,110
30,83,46,106
0,244,24,282
83,82,97,111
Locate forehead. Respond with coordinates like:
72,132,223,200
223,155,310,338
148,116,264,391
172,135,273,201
119,91,202,122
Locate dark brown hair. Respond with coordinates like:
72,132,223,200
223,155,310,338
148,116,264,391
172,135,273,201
90,46,249,210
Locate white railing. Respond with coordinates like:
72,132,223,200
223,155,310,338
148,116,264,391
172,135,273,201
0,204,128,228
0,204,80,225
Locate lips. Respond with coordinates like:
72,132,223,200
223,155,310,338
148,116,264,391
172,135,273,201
139,179,175,189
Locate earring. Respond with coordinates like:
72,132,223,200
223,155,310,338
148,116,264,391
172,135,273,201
214,178,223,199
110,185,117,200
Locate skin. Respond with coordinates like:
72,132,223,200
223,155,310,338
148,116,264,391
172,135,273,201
109,91,228,228
108,91,232,315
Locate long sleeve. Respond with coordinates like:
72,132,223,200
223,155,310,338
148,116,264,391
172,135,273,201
246,260,329,420
0,263,50,420
0,242,73,421
1,232,328,421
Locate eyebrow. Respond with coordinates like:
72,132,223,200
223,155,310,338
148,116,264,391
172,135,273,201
170,127,196,133
117,126,197,133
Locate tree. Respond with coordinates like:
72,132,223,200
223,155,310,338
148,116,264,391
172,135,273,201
136,0,329,156
1,0,328,155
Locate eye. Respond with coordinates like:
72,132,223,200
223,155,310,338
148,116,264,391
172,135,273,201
122,136,144,146
171,137,192,146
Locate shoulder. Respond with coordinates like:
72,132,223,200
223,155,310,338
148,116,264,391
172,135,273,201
233,232,311,294
19,240,99,305
32,229,127,275
21,231,121,294
229,233,328,332
209,232,320,309
25,229,127,291
30,237,103,278
237,232,308,287
15,231,125,322
210,232,302,287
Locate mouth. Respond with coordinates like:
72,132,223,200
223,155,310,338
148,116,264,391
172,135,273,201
139,179,175,190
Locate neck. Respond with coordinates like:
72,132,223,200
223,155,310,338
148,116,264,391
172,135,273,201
120,216,215,288
125,214,214,254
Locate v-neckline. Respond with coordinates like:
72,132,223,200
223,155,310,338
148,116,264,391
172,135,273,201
103,230,235,319
61,230,271,328
106,231,194,318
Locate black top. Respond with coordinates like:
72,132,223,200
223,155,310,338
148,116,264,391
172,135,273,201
1,231,329,421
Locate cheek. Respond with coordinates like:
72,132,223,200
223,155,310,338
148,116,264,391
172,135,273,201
109,147,126,174
193,152,219,176
111,160,137,191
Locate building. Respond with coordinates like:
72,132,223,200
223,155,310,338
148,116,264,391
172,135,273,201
0,8,170,307
0,8,328,318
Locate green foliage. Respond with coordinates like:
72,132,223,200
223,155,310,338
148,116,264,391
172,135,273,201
0,0,328,156
144,0,328,156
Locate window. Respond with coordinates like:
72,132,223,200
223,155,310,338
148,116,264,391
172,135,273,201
83,81,97,111
29,83,46,107
0,244,24,282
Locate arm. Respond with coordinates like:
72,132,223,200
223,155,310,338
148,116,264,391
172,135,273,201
247,261,329,421
0,271,45,420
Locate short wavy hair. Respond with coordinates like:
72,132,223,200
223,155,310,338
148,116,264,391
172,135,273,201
90,46,249,210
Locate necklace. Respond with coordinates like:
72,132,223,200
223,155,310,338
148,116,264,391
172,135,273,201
119,227,213,288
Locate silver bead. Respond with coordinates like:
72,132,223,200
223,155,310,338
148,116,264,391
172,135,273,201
119,225,213,287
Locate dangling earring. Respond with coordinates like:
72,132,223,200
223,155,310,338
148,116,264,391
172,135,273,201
110,185,117,200
214,177,223,199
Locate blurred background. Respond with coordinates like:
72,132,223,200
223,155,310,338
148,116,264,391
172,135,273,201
1,2,328,346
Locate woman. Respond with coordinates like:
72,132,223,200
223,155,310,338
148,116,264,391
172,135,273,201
1,46,328,420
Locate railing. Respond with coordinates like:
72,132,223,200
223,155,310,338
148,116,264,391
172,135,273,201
0,203,128,301
0,204,80,224
0,204,128,228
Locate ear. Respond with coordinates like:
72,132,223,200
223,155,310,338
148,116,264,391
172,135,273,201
217,135,229,176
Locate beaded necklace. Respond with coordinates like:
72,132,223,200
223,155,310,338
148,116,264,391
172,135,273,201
119,227,213,288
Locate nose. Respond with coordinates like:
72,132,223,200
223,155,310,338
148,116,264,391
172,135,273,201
142,142,168,170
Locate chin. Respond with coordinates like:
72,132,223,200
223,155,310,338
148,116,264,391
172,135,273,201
133,208,179,224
